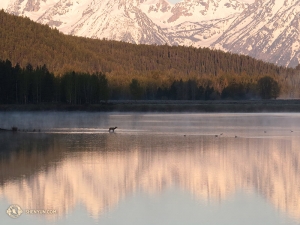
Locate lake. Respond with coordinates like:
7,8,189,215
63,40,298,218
0,112,300,225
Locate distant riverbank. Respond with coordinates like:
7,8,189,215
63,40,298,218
1,100,300,112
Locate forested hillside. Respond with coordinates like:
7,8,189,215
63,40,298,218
0,10,300,99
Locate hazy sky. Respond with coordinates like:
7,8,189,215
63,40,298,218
168,0,255,4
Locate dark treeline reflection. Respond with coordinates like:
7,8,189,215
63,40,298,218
0,133,67,185
0,132,115,185
0,132,300,222
0,60,281,103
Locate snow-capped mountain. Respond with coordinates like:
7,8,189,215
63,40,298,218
0,0,299,67
0,0,247,45
161,0,248,46
2,0,172,44
213,0,300,67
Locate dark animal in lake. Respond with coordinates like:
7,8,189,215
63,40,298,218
109,127,117,132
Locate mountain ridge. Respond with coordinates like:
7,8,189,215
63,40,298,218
0,0,248,53
213,0,300,67
3,0,298,67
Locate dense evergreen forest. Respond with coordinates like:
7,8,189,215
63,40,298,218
0,59,282,103
0,9,300,101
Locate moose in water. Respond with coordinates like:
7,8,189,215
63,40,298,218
108,127,117,132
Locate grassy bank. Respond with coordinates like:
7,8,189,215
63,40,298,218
1,100,300,112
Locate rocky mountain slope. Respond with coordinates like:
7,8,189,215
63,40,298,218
213,0,300,67
0,0,299,67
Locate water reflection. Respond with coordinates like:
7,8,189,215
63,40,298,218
0,130,300,222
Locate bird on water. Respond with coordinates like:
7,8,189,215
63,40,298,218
109,127,117,132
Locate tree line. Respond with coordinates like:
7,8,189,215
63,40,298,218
1,10,299,98
0,60,108,104
0,59,280,104
128,77,280,100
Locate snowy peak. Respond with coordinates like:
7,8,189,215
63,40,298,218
1,0,300,67
165,0,247,24
2,0,171,44
142,0,172,13
0,0,248,33
213,0,300,67
163,0,248,47
69,1,170,44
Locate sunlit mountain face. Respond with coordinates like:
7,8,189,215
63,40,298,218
0,0,298,67
0,112,300,224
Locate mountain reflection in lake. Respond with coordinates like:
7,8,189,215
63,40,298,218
0,113,300,225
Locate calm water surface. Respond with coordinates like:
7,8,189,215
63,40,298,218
0,112,300,225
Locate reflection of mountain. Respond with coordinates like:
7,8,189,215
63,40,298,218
0,134,300,221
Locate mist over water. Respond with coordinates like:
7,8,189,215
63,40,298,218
0,112,300,225
0,112,299,136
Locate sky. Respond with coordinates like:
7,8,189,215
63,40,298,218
168,0,255,4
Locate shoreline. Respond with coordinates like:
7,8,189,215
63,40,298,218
1,100,300,112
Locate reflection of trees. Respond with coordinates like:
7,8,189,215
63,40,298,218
0,133,66,185
0,133,110,185
0,134,300,221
